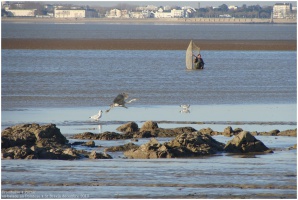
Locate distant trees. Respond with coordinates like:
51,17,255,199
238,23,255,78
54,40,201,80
196,4,273,18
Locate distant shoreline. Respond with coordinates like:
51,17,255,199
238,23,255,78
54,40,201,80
2,39,296,51
2,17,297,24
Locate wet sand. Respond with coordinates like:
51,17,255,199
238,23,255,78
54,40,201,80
2,38,296,51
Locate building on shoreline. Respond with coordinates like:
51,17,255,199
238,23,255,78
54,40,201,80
273,3,296,19
4,9,36,17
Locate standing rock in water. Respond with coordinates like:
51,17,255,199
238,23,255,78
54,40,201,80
116,121,139,133
224,131,272,153
124,132,225,159
1,123,112,159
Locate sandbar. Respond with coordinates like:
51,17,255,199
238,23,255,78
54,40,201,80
2,39,296,51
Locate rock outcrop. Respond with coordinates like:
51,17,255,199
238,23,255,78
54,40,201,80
105,142,139,152
124,132,225,159
1,123,81,160
1,124,111,160
224,131,272,153
116,122,139,133
89,150,112,159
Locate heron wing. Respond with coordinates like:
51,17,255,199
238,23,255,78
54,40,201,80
113,94,126,105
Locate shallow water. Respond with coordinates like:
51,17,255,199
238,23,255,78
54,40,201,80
1,22,297,199
2,50,296,110
2,23,297,40
2,144,297,198
1,104,297,134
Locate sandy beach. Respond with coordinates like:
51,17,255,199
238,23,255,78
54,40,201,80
2,38,296,51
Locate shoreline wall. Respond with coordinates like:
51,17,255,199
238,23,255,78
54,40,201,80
2,17,297,24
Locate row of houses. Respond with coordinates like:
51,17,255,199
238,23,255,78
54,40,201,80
105,7,195,19
2,3,296,19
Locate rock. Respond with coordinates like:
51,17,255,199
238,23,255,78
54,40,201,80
1,123,67,149
224,131,271,153
289,144,297,150
105,142,139,152
71,131,131,140
2,123,80,160
223,126,233,137
81,140,95,147
199,128,215,135
133,131,154,138
233,128,243,135
140,121,159,132
71,132,98,140
116,122,139,133
278,129,297,137
89,150,112,159
259,129,280,136
99,132,124,140
124,132,225,159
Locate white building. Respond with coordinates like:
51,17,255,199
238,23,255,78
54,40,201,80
171,9,184,18
6,9,36,17
154,8,172,18
273,3,292,18
228,5,238,10
54,9,85,18
106,9,121,18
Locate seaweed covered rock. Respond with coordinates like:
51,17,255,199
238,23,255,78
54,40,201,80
224,131,272,153
105,142,139,152
89,150,112,159
1,123,81,160
124,132,225,159
116,122,139,133
140,121,159,132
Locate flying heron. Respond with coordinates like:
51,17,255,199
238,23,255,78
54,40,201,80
105,93,138,113
89,110,103,121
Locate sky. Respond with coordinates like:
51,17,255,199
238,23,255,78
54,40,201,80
45,1,297,8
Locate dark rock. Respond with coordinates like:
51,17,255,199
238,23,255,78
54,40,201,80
71,141,85,146
124,132,225,159
133,131,154,138
259,129,280,136
224,131,272,153
105,142,139,152
140,121,159,132
233,128,243,135
99,132,124,140
223,126,233,137
116,122,139,133
81,140,95,147
89,150,112,159
2,123,88,160
199,127,216,136
1,123,67,149
289,144,297,150
278,129,297,137
71,132,98,140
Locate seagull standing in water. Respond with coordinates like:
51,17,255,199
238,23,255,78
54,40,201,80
89,110,103,121
106,93,138,113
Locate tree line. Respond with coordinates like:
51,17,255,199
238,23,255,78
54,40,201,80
195,4,273,18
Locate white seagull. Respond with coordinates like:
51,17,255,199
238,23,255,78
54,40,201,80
106,93,138,113
180,104,190,113
180,104,190,110
89,110,103,121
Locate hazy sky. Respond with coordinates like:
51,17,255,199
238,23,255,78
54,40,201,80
69,1,297,7
42,0,297,8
